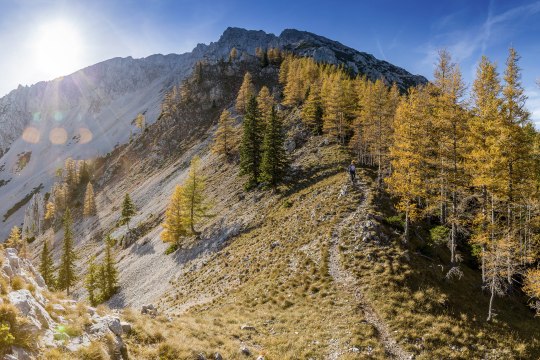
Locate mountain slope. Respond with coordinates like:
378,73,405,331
0,27,426,239
13,56,535,359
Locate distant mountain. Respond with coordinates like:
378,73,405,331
0,27,426,238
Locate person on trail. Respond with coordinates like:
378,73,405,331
348,161,356,183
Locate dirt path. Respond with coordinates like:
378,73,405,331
328,179,413,360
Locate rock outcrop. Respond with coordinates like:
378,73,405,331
0,248,131,359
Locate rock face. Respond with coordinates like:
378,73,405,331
22,193,44,239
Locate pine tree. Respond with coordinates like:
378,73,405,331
39,238,55,287
182,156,210,234
98,264,108,302
301,86,324,135
239,96,263,189
236,72,255,114
57,208,77,295
83,182,97,217
121,194,136,230
5,226,22,250
213,109,235,158
161,185,188,247
85,256,99,306
103,238,119,299
260,107,288,187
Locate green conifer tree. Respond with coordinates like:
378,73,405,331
103,237,119,299
98,264,108,301
57,208,77,295
260,107,288,187
239,96,263,189
39,238,55,287
85,256,99,306
121,194,136,230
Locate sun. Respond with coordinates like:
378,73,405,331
32,19,84,77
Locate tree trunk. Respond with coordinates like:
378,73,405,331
481,245,486,283
404,209,410,242
487,280,495,321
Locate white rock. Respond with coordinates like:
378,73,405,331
8,289,55,330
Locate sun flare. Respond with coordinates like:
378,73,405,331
33,19,84,76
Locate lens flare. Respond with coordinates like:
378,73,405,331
79,127,93,144
53,111,64,122
32,112,42,123
49,127,68,144
22,127,40,144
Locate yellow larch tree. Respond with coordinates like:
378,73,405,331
236,72,255,114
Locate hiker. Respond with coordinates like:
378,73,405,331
348,161,356,183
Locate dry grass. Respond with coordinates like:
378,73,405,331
119,135,540,359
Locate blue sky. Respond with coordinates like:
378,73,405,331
1,0,539,122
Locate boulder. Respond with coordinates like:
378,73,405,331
256,356,266,360
8,289,55,330
120,321,132,334
240,346,251,355
107,316,123,336
214,353,223,360
141,304,158,316
285,139,296,153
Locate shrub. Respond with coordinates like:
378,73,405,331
157,342,182,360
0,304,34,353
11,276,25,291
429,225,449,246
283,199,293,208
383,215,404,230
164,243,178,255
0,323,15,354
0,278,8,294
76,342,108,360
